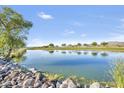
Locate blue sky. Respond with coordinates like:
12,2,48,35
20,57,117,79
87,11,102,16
6,6,124,46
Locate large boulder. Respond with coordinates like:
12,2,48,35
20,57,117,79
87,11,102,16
60,78,77,88
22,78,34,88
29,68,37,73
90,82,101,88
2,81,12,88
34,80,42,88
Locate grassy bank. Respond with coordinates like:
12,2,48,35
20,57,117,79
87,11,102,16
27,47,124,52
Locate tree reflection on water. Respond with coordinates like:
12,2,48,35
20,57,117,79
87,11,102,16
91,52,98,56
48,51,54,54
101,52,108,57
61,51,66,54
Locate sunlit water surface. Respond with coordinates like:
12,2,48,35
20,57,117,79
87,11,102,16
19,50,124,81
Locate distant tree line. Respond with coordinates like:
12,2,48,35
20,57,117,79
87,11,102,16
40,42,109,48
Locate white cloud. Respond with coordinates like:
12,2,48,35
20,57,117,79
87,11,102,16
38,12,54,20
81,34,87,37
107,18,124,41
68,31,75,34
116,18,124,29
72,22,83,27
120,18,124,22
63,29,75,36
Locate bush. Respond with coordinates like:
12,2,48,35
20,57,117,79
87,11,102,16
110,58,124,88
92,42,97,46
43,72,64,81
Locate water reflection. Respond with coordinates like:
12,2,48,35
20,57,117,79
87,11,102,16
20,50,124,81
91,52,98,56
61,51,66,54
48,51,54,54
76,51,82,55
101,52,108,57
46,50,109,57
83,51,88,55
68,51,72,54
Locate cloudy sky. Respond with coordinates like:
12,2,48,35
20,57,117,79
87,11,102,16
7,6,124,46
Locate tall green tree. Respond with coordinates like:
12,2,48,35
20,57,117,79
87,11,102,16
101,42,108,46
0,7,32,60
61,43,66,47
49,43,54,47
77,43,82,46
91,42,97,46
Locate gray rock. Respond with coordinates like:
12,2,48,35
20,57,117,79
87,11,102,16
23,78,34,88
0,77,2,81
42,77,47,82
18,83,23,87
56,81,61,88
2,81,12,87
90,82,100,88
11,80,17,85
105,84,110,88
24,75,30,80
34,80,42,88
21,74,26,80
48,86,53,88
1,67,10,73
0,59,6,65
42,82,50,88
35,72,43,81
48,84,55,88
59,83,68,88
29,68,37,73
12,85,21,88
26,72,33,77
1,86,7,88
60,78,77,88
10,71,19,79
4,76,10,81
50,83,55,88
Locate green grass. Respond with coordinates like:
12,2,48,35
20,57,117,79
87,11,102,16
28,46,124,52
43,72,64,81
10,48,27,58
110,59,124,88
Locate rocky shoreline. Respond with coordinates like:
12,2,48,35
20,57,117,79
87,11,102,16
0,58,110,88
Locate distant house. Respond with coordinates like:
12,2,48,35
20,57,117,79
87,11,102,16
108,41,124,47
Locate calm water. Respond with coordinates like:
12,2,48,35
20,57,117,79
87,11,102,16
20,50,124,81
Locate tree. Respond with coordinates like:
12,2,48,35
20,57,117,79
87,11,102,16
68,44,73,47
77,43,82,46
83,43,88,46
61,43,66,47
92,42,97,46
0,7,32,60
101,42,108,46
49,43,54,47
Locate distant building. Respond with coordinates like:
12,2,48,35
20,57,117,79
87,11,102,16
108,41,124,47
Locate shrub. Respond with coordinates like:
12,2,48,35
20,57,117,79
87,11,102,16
91,42,97,46
110,58,124,88
43,72,64,81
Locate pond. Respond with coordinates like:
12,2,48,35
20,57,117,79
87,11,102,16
19,50,124,81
